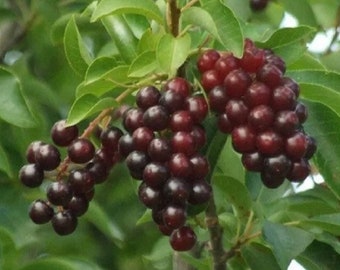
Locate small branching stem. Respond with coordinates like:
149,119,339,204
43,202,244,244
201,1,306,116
167,0,181,37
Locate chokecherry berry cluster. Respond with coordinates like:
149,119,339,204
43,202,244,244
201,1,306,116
19,119,124,235
198,39,317,188
119,77,211,251
249,0,269,11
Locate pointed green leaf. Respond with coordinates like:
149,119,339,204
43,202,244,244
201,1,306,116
0,145,11,177
241,242,281,270
287,70,340,117
280,0,318,27
181,6,219,39
199,0,243,57
0,67,36,127
138,28,164,53
263,221,314,270
102,15,138,63
0,227,18,270
156,33,191,77
67,95,117,125
91,0,163,24
64,16,92,76
136,209,152,226
303,100,340,199
85,57,117,83
20,258,76,270
301,214,340,235
128,51,157,77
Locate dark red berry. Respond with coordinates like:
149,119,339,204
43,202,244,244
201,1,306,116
29,199,54,224
304,136,317,159
266,54,286,73
272,85,297,111
273,111,299,136
123,108,144,133
295,102,308,123
287,159,311,182
170,226,197,251
257,63,283,89
241,152,264,172
239,39,265,73
26,141,45,163
68,168,95,194
136,86,161,110
281,77,299,97
138,182,161,208
214,54,239,78
143,162,169,189
217,113,233,134
132,127,155,152
256,130,284,156
189,154,210,180
171,132,196,157
185,96,208,123
19,163,44,188
231,125,257,153
168,153,192,178
190,125,207,149
100,126,123,152
163,177,190,204
51,120,79,147
225,99,249,125
224,69,252,98
68,138,95,164
201,69,223,92
35,144,61,171
170,110,194,132
263,154,292,178
47,181,73,206
148,138,172,162
67,195,89,217
143,105,170,131
164,77,191,98
197,49,220,73
244,81,271,108
158,224,174,236
118,133,135,158
159,90,185,113
86,160,109,184
188,180,212,205
285,132,308,161
260,171,285,189
126,151,150,179
248,105,274,131
208,86,229,113
250,0,269,12
163,204,187,229
51,210,78,236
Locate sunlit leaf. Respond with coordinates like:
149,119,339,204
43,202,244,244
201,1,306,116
128,51,157,77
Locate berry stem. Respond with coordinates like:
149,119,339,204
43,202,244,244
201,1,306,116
167,0,181,37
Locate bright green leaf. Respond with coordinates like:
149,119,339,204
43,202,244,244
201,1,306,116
128,51,157,77
241,242,281,270
64,16,92,76
101,15,138,63
85,57,117,83
136,209,152,226
67,95,117,126
91,0,163,24
200,0,244,57
156,33,191,77
138,28,164,53
0,67,36,128
288,53,325,70
280,0,318,27
303,101,340,199
263,221,314,270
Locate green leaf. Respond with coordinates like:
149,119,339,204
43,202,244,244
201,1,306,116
200,0,244,57
280,0,318,27
0,227,18,270
138,28,164,53
91,0,163,24
288,53,325,70
303,100,340,199
213,175,252,220
102,15,138,63
85,201,124,247
263,221,314,270
67,95,117,125
0,145,12,177
241,242,281,270
301,214,340,235
181,6,219,40
287,70,340,117
64,16,92,76
136,209,152,226
20,258,76,270
85,57,117,83
259,26,316,65
0,67,36,127
128,51,157,77
156,33,191,77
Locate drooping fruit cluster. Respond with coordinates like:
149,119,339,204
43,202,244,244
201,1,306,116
119,77,211,251
249,0,269,11
198,39,317,188
19,119,124,235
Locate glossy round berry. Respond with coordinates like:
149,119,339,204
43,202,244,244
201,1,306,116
148,138,172,162
68,138,95,164
281,77,299,97
68,168,95,194
19,163,44,188
244,81,271,108
26,141,45,163
138,182,161,208
143,105,170,131
273,111,299,136
304,136,317,159
197,49,220,73
263,154,292,178
217,113,233,134
231,125,257,153
132,127,155,152
94,148,115,169
272,85,297,111
257,63,283,89
241,152,264,172
190,125,207,149
136,86,161,110
158,224,174,236
123,108,144,133
67,195,89,217
214,54,239,78
51,120,79,147
171,132,196,157
46,181,73,206
143,162,169,189
170,111,194,132
201,69,223,92
170,226,197,251
159,90,185,113
260,171,285,189
239,40,265,72
189,154,210,180
35,144,61,171
86,160,109,184
295,102,308,123
163,177,190,204
164,77,191,98
118,133,135,158
51,210,78,236
188,180,212,205
225,99,249,125
29,199,54,224
266,54,286,74
126,151,150,179
224,69,252,98
256,130,284,156
185,96,208,123
168,153,192,178
248,105,274,131
162,204,187,229
285,132,308,160
208,86,229,113
100,126,123,152
287,159,311,182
